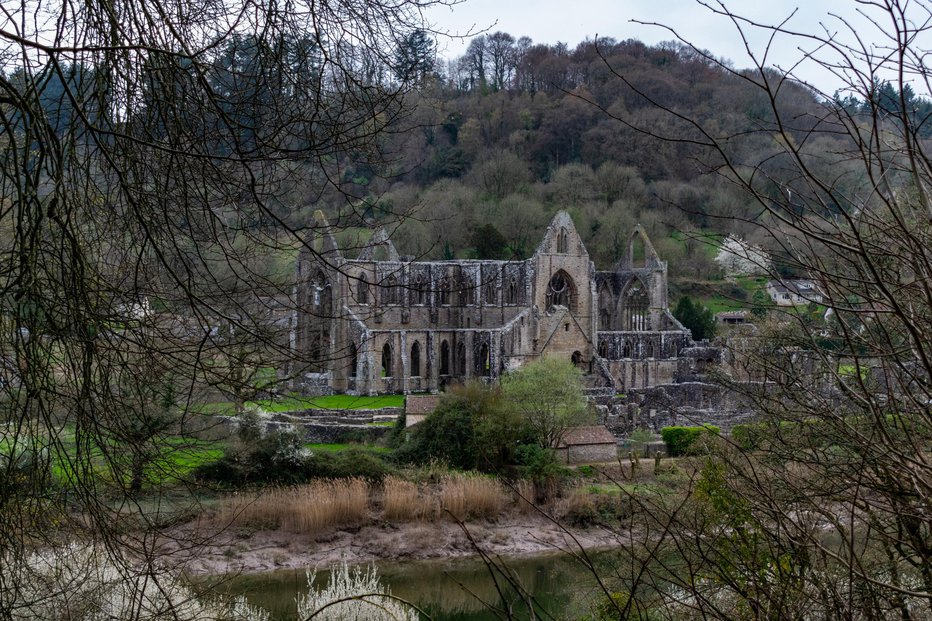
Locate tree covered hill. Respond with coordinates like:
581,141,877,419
337,33,915,281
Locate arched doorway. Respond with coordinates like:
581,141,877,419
571,350,582,367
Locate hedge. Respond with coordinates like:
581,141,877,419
660,425,720,456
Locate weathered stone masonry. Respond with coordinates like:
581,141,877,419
293,210,701,397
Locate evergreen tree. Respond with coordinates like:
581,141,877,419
674,295,716,341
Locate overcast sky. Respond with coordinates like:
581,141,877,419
423,0,932,97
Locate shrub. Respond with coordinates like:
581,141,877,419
730,423,766,451
394,397,479,469
297,563,418,621
307,447,395,482
560,486,633,527
660,425,720,457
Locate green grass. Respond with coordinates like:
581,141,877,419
1,428,224,489
199,393,406,415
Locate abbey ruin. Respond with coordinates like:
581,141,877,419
293,210,735,433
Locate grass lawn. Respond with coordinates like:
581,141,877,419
199,393,405,415
1,427,224,488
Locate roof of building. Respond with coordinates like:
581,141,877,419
716,310,749,319
767,279,821,297
405,394,441,415
558,425,617,447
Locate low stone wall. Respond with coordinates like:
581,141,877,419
212,406,401,444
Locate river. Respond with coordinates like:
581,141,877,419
218,550,622,620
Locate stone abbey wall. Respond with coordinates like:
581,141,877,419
294,210,696,395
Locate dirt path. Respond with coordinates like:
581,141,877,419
168,513,622,575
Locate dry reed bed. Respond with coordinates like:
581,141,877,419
218,474,522,534
219,478,369,533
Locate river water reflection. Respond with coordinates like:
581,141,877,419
220,551,618,620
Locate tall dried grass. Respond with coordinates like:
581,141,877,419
382,476,437,521
219,479,369,533
512,479,537,514
440,473,506,520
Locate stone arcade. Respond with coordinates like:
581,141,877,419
293,210,698,397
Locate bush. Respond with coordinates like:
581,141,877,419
730,423,766,451
660,425,720,457
515,444,570,502
394,397,479,469
307,447,395,482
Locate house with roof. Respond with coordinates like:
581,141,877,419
766,279,824,306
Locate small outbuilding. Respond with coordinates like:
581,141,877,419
555,425,618,464
404,394,440,427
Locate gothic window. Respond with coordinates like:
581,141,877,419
357,274,368,304
505,276,518,305
410,341,421,377
412,274,427,305
439,276,451,306
623,341,632,358
557,228,568,253
386,274,401,305
440,340,450,375
621,280,650,331
598,341,608,358
547,270,575,311
485,277,496,305
381,342,393,377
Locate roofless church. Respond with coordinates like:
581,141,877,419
294,211,693,395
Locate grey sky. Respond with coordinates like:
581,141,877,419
424,0,932,96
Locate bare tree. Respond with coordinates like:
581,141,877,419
0,0,457,617
567,2,932,618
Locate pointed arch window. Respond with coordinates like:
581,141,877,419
439,276,451,306
621,280,650,331
557,228,568,253
598,341,608,358
386,274,401,305
410,341,421,377
357,273,368,305
504,276,518,305
547,270,576,311
440,340,450,375
349,342,358,377
485,276,496,305
412,274,427,305
381,342,393,377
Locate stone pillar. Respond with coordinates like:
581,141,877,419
399,331,408,394
427,332,439,393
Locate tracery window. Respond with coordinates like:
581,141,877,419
547,271,575,311
621,280,650,331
